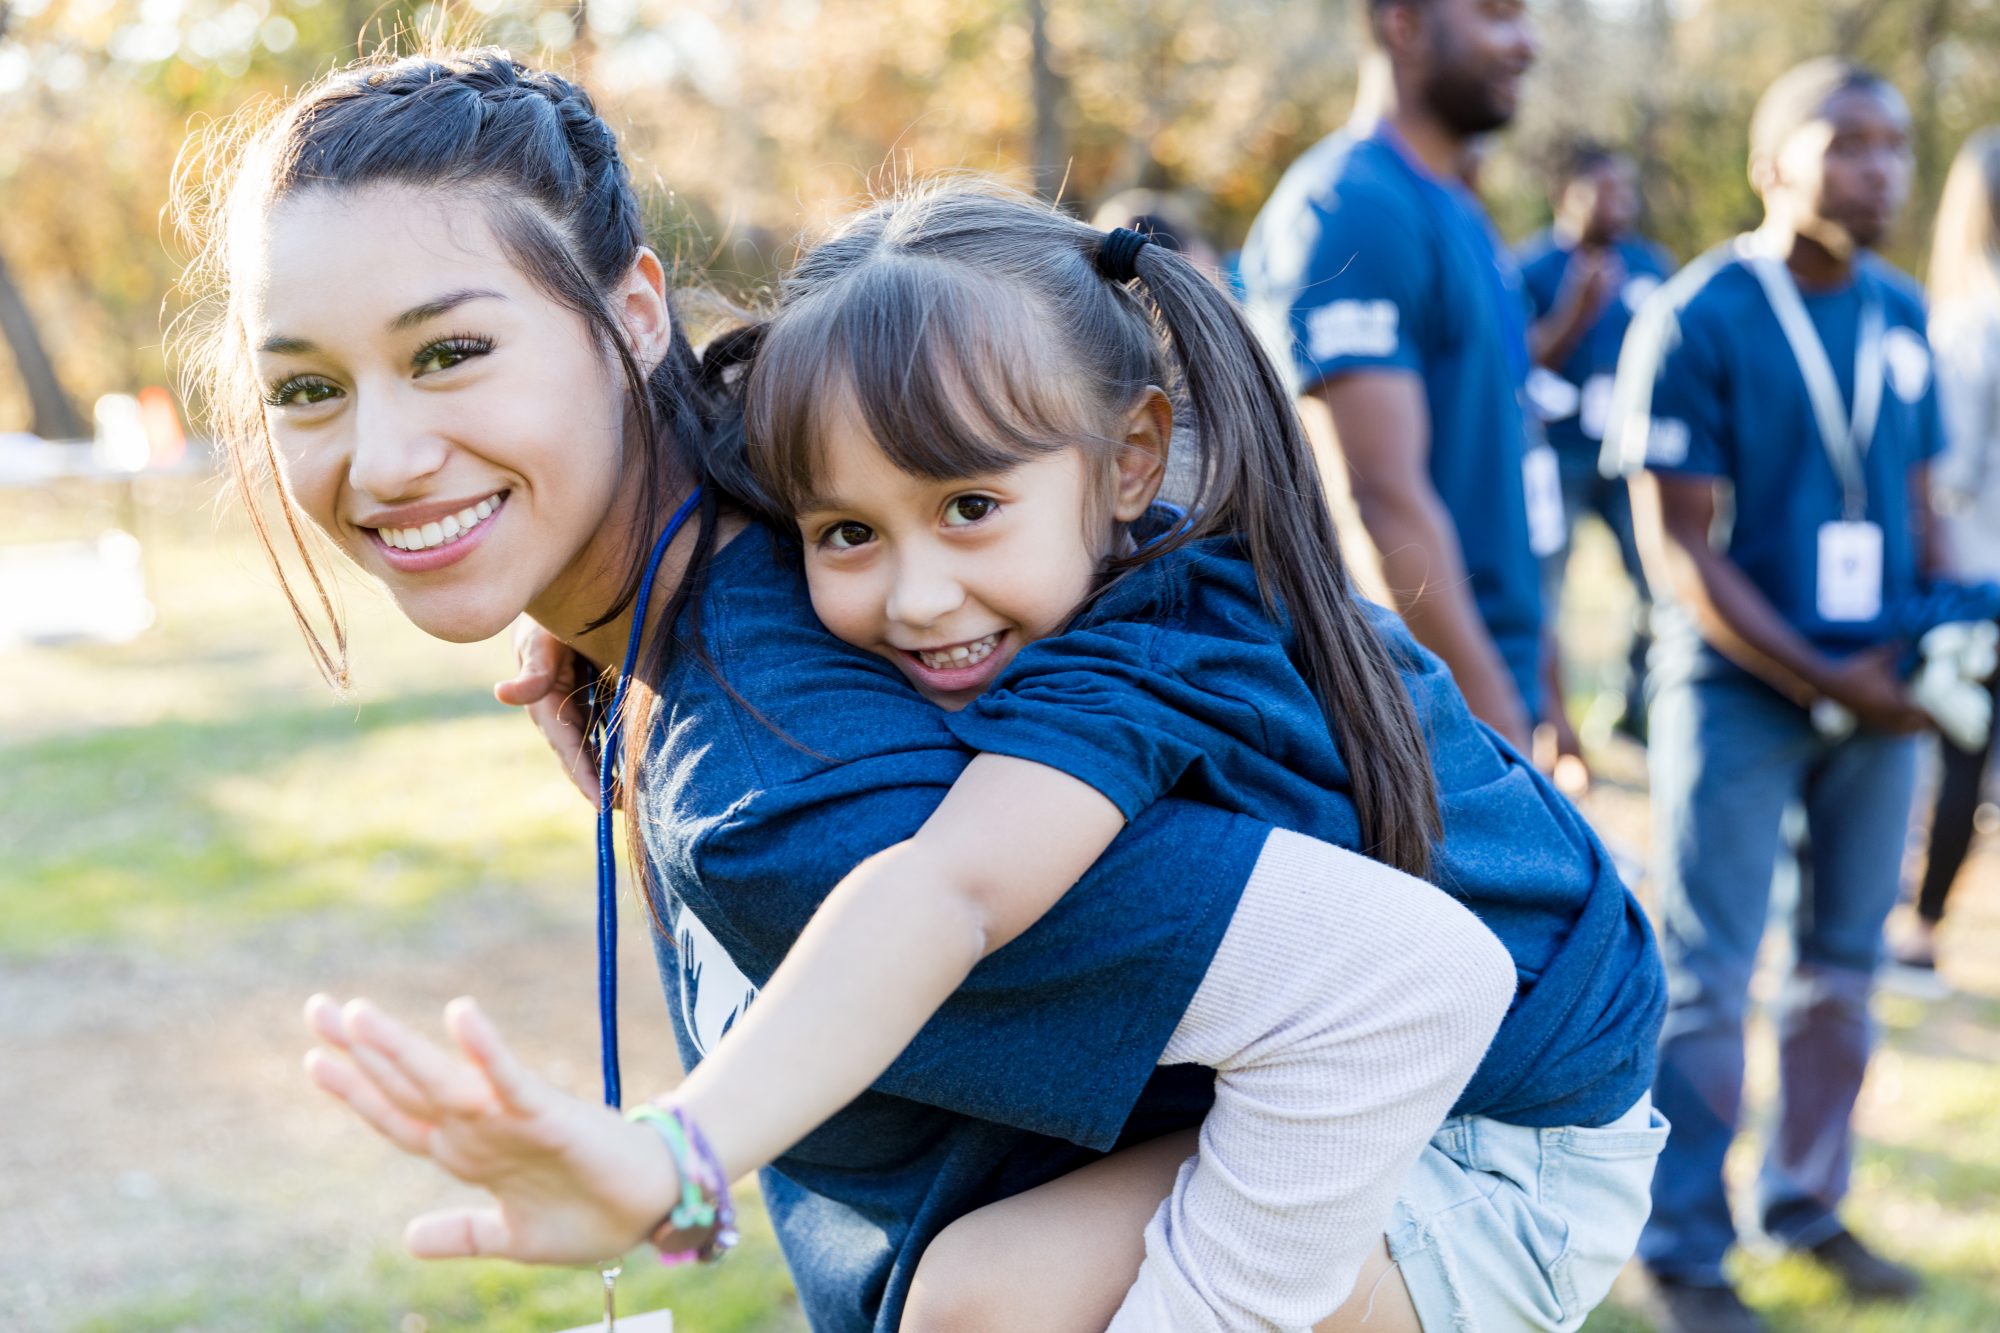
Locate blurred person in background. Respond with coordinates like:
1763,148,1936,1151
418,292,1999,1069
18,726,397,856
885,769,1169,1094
1518,143,1674,744
1886,127,2000,982
1242,0,1554,756
1611,57,1938,1332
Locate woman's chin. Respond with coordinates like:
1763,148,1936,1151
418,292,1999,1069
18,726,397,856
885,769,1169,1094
392,593,519,645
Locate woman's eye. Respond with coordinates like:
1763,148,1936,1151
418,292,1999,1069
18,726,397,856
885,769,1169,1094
944,495,998,526
823,521,875,550
413,336,494,377
265,376,342,408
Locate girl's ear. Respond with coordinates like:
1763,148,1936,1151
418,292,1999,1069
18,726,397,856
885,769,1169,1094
615,247,673,372
1112,387,1173,523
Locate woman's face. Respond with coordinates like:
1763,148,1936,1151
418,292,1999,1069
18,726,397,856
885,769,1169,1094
242,183,642,645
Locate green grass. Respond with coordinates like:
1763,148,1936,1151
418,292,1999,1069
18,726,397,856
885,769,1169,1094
72,1195,807,1333
0,686,592,954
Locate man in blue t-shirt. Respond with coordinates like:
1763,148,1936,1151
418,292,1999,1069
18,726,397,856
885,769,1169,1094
1242,0,1549,753
1608,58,1940,1333
1518,143,1675,736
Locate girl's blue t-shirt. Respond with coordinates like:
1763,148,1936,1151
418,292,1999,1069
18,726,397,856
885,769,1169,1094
638,523,1263,1333
949,536,1664,1130
1610,246,1947,685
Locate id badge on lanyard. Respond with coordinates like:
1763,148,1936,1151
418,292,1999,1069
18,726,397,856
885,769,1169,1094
1741,240,1886,623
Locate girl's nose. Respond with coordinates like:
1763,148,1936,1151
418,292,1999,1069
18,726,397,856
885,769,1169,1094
347,389,450,501
884,558,966,630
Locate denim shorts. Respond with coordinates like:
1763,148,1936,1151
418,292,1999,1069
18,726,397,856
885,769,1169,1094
1386,1095,1669,1331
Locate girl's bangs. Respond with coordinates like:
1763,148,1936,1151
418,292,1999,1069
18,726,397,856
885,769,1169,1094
750,256,1104,512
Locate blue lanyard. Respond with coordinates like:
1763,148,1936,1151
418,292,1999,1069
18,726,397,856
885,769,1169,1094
594,485,703,1108
1370,125,1531,390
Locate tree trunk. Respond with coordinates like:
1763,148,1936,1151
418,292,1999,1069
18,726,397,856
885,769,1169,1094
1027,0,1066,194
0,245,87,441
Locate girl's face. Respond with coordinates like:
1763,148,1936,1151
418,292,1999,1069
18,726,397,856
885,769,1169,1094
794,396,1167,710
242,183,656,646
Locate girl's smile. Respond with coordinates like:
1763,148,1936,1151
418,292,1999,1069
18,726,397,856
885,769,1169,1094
897,629,1013,698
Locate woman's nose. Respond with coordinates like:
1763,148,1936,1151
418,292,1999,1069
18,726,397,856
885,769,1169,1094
347,388,449,500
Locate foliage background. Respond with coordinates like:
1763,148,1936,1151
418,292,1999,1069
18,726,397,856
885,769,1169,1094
3,0,1999,432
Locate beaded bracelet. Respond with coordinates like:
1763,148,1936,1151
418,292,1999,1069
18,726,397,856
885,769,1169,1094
627,1101,740,1264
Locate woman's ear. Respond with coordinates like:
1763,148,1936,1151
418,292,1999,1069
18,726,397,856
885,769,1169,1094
615,247,674,372
1111,387,1173,523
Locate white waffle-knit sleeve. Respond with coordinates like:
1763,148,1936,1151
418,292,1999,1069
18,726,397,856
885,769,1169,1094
1106,828,1516,1332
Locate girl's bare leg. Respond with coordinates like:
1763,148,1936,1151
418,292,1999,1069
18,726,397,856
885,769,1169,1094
900,1129,1422,1333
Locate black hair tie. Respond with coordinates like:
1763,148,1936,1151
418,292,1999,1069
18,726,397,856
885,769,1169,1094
1096,227,1152,283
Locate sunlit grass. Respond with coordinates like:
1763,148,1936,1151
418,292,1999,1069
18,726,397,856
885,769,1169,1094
0,691,593,955
73,1192,808,1333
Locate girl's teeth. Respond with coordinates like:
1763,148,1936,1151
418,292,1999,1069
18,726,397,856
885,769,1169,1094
379,494,505,552
919,634,999,670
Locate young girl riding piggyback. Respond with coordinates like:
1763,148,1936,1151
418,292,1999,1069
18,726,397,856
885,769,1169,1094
241,52,1668,1332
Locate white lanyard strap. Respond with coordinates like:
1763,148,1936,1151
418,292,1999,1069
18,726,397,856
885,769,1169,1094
1740,240,1884,521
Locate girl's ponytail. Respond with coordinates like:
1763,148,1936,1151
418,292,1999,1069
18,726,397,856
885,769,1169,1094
1115,236,1442,879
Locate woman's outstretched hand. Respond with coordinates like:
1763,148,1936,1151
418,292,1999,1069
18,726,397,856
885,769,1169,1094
303,994,687,1265
494,617,601,807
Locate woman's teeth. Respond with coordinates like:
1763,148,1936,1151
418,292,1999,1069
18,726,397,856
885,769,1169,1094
918,634,999,670
379,495,503,552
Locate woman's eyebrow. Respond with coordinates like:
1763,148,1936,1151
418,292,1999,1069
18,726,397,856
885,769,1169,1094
256,289,509,355
389,288,508,331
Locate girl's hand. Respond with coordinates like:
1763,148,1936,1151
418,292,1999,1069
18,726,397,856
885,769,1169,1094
494,617,601,807
303,994,683,1264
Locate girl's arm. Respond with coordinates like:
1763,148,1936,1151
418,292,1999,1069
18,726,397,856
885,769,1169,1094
307,753,1121,1262
673,752,1124,1180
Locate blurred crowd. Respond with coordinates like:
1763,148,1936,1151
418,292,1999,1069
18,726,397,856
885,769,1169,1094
1089,3,2000,1331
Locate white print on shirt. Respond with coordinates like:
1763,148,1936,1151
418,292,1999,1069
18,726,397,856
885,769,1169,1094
1644,416,1691,466
1623,274,1662,313
1883,325,1933,404
675,903,760,1057
1308,299,1400,361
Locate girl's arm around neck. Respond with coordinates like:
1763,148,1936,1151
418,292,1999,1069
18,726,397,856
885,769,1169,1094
668,753,1127,1183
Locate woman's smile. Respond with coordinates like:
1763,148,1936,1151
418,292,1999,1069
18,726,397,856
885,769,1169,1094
365,490,509,572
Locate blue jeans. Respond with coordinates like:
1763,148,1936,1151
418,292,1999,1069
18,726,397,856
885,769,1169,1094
1638,672,1918,1284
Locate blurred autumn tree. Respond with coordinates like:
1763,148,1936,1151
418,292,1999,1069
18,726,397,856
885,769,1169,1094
1,0,1997,434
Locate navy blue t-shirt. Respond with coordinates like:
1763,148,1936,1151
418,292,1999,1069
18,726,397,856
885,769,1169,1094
1242,124,1545,716
948,537,1664,1129
1608,245,1947,684
1516,231,1674,465
639,524,1263,1332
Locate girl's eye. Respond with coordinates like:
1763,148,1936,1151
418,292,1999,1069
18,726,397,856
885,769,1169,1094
265,376,342,408
944,495,998,526
413,335,494,377
822,520,876,550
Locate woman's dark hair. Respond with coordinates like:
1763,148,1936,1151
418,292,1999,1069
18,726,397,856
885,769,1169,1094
743,181,1441,876
172,49,760,918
